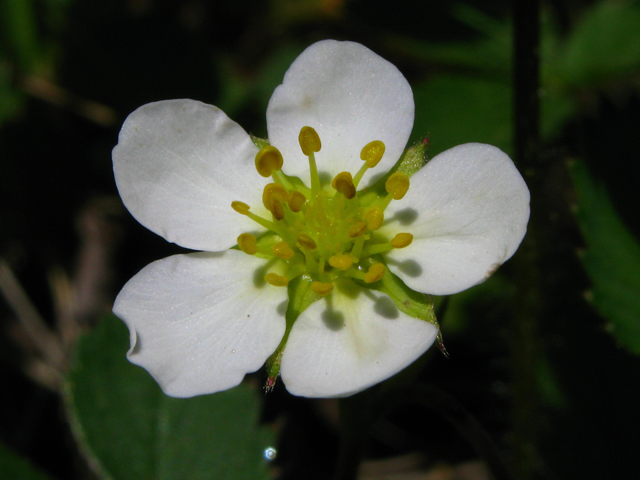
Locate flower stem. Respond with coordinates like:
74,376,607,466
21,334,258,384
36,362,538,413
333,390,374,480
375,384,515,480
511,0,542,478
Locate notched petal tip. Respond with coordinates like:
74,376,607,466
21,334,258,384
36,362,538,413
126,325,142,357
112,251,287,398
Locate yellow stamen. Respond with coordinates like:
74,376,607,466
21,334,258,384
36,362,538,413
263,183,288,220
231,201,282,234
255,146,283,177
273,241,294,260
364,263,386,283
288,191,306,212
237,233,258,255
391,233,413,248
265,273,289,287
299,126,321,195
297,233,317,250
311,281,334,296
298,126,322,155
329,253,353,270
385,172,410,200
360,140,386,168
331,172,356,199
348,221,367,238
231,201,250,214
363,206,384,231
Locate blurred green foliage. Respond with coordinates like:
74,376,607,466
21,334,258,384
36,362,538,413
65,315,275,480
570,160,640,354
0,442,52,480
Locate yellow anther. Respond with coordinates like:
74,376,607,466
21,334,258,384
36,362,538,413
391,232,414,248
311,281,334,296
273,241,295,260
328,254,353,270
331,172,356,199
363,206,384,231
385,172,410,200
231,201,250,214
297,233,317,250
237,233,258,255
364,263,386,283
360,140,386,168
264,273,289,287
255,146,283,177
287,191,306,212
348,221,367,238
263,183,287,220
299,126,322,155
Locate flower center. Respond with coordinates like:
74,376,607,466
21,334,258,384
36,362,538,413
232,126,414,296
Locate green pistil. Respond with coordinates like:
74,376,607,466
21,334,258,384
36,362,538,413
234,129,415,297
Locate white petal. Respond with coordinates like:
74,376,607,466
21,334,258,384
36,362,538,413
280,280,437,398
113,250,287,398
267,40,414,187
113,99,269,252
383,143,530,295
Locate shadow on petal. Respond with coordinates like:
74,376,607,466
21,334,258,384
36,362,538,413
374,295,399,319
391,207,419,226
252,260,274,288
322,307,345,331
387,258,423,277
318,171,332,187
277,300,288,316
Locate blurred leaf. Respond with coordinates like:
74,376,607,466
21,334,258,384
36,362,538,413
0,58,24,124
0,0,40,71
412,74,512,156
0,442,52,480
570,160,640,354
255,43,305,113
559,1,640,87
64,315,276,480
388,6,512,76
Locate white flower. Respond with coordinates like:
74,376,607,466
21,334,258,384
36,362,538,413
112,40,530,399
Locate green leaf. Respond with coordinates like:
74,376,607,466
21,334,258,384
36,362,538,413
570,160,640,354
64,315,276,480
0,58,24,124
0,443,52,480
0,0,40,71
412,74,513,157
386,6,512,76
559,1,640,88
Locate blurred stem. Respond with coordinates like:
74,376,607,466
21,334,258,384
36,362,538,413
334,390,374,480
377,384,514,480
511,1,541,479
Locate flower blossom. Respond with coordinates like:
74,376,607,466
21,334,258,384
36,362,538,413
112,40,530,398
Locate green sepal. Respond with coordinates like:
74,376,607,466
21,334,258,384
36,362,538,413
250,135,270,149
360,256,438,327
265,275,319,387
358,140,429,207
394,139,430,178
